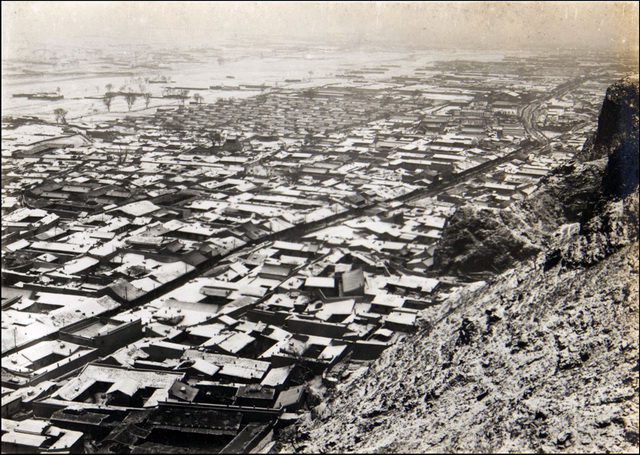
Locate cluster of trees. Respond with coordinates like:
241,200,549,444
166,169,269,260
209,130,223,147
102,82,153,112
98,79,208,113
162,87,195,106
53,108,67,124
301,88,317,99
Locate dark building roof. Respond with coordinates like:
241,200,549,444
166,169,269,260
260,263,293,278
146,407,241,435
235,385,276,401
104,423,151,446
50,409,111,426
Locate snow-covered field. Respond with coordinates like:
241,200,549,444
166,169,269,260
2,46,509,123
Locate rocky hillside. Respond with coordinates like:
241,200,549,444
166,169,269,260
282,76,639,453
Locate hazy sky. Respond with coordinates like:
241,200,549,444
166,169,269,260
2,1,639,56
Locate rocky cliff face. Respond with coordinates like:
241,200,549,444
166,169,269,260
282,76,640,453
582,74,639,199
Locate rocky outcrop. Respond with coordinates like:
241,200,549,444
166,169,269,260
561,192,639,268
600,76,639,198
281,77,640,453
427,204,543,276
581,74,639,197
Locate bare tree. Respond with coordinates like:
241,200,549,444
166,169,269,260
179,90,189,106
117,145,128,165
124,92,137,111
143,92,152,109
106,83,113,93
102,93,115,112
193,93,204,105
53,108,68,124
209,131,223,148
304,127,316,144
302,88,317,99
